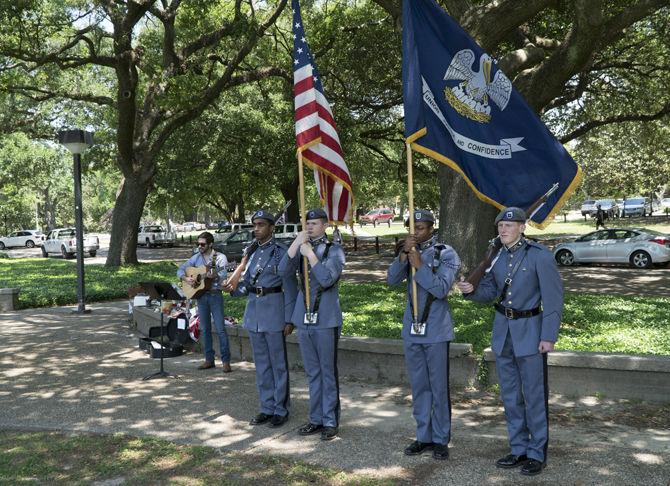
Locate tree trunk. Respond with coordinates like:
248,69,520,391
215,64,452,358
235,195,246,223
279,177,300,223
105,176,150,266
437,165,497,273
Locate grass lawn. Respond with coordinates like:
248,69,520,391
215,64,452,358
2,259,669,355
0,430,396,486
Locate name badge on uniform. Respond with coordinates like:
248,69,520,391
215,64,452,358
410,320,427,336
304,312,318,325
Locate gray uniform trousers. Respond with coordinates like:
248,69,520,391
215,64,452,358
248,329,290,417
404,341,452,445
299,326,341,428
497,331,549,462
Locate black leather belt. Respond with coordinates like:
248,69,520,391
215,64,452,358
494,303,541,319
252,286,282,297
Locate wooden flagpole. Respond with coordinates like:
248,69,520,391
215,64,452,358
297,150,311,314
405,141,419,322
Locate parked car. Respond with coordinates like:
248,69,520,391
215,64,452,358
274,223,302,239
211,225,300,261
621,197,653,217
212,229,255,261
42,228,100,258
553,228,670,269
359,208,394,227
661,198,670,212
0,229,45,249
594,199,618,219
137,225,175,247
580,199,597,216
214,223,254,242
179,221,205,232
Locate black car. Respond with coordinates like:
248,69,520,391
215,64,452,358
212,229,255,262
211,227,297,262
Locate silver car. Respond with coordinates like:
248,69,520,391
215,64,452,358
554,228,670,269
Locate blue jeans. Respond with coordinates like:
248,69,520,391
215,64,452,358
198,291,231,364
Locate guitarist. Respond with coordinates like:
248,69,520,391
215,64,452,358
224,209,298,428
177,231,232,373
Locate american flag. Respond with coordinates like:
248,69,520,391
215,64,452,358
292,0,353,226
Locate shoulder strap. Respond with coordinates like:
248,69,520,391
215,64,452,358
496,245,530,305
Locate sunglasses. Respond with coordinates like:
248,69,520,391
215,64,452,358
197,242,208,247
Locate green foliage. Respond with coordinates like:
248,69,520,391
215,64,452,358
0,132,120,233
0,259,180,308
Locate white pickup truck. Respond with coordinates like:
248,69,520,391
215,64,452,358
137,225,175,247
42,228,100,258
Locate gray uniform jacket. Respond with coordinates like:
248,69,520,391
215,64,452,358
464,239,563,357
278,238,345,329
232,239,297,332
387,238,461,344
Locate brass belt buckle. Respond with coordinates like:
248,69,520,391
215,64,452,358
505,307,515,319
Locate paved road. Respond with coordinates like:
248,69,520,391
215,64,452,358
1,301,669,485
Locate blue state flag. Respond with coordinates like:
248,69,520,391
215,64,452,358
403,0,582,228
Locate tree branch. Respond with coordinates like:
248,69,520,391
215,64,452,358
513,0,606,112
497,45,546,79
461,0,557,52
560,101,670,143
180,0,244,60
4,86,115,106
146,0,289,163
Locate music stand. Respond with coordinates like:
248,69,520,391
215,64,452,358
138,281,182,380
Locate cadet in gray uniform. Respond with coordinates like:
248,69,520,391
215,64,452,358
227,209,297,428
387,209,460,460
278,208,345,441
457,207,563,477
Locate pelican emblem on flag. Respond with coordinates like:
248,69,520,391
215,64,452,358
443,49,512,124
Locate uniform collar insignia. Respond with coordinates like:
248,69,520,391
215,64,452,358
418,235,437,251
505,237,526,253
310,235,329,247
258,237,275,248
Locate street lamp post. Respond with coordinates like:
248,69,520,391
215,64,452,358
58,129,94,314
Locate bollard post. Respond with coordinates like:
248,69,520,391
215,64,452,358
354,236,358,251
375,236,380,254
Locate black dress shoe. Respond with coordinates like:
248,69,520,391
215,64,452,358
320,426,338,441
496,454,528,469
298,423,324,435
520,459,545,476
268,414,289,428
404,440,434,456
249,413,272,426
433,443,449,460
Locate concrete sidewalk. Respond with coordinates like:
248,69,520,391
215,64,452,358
1,302,668,485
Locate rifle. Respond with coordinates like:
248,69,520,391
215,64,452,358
465,183,559,290
224,200,292,291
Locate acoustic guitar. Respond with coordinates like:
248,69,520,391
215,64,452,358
181,251,218,299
